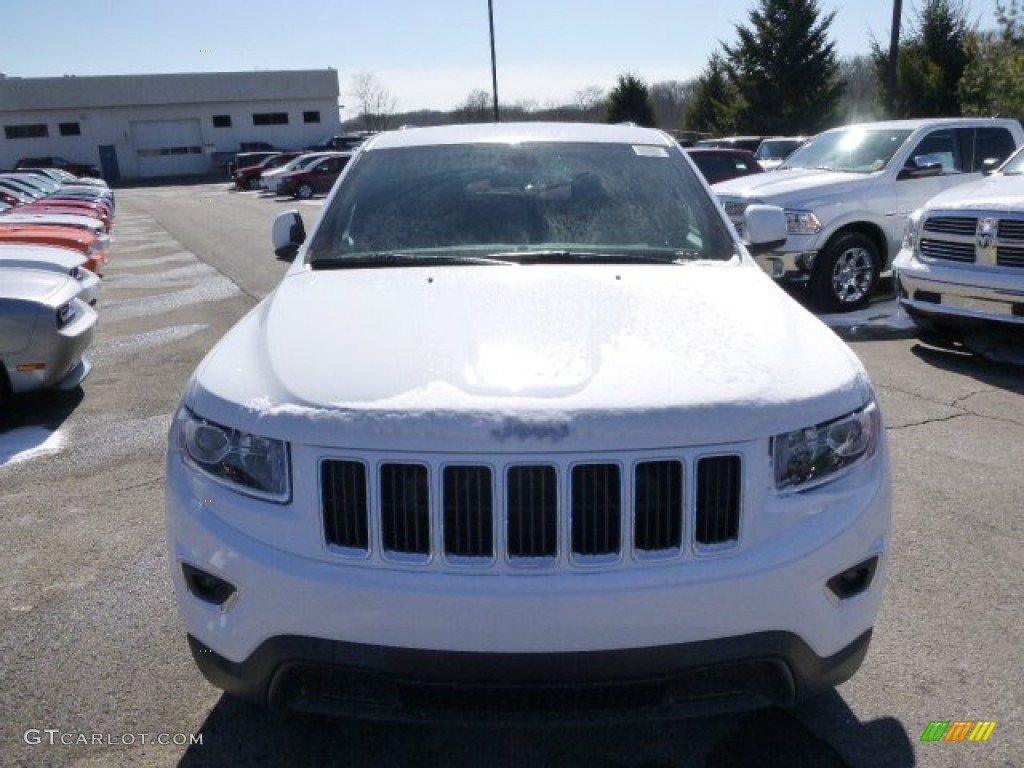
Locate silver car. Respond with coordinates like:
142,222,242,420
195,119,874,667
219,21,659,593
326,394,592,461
0,243,101,306
0,268,96,406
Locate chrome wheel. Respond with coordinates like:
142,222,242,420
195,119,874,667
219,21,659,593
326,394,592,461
831,246,874,305
811,232,880,312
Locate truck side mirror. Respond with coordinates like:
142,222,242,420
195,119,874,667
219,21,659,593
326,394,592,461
898,154,944,180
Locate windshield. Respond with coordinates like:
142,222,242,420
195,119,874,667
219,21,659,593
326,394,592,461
755,139,803,161
307,141,736,266
998,146,1024,175
781,128,913,173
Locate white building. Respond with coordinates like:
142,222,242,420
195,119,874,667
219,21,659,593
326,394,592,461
0,70,342,180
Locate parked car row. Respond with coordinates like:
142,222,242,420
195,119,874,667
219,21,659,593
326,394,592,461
710,118,1024,314
0,167,114,407
230,150,354,199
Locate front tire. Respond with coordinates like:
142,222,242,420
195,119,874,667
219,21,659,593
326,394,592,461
810,232,880,313
295,182,314,200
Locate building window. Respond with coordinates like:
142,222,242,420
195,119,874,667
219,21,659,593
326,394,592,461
212,115,232,128
303,111,321,124
253,112,289,126
137,146,203,157
59,122,82,136
4,124,49,139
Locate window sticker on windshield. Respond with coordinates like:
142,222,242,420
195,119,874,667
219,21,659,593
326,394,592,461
633,145,669,158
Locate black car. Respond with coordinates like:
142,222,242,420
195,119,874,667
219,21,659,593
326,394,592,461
15,156,102,179
306,134,367,152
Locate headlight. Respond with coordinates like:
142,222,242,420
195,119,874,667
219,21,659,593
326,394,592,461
773,401,880,491
85,234,110,256
55,302,76,329
178,408,291,502
902,210,923,251
784,209,822,235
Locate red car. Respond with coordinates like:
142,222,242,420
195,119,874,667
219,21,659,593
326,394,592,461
685,148,764,185
276,153,352,199
232,152,301,190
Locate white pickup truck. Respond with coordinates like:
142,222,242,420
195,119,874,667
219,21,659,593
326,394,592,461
714,118,1024,312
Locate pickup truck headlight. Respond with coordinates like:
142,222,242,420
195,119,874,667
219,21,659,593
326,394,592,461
774,401,880,491
178,408,291,502
902,210,923,251
784,209,823,236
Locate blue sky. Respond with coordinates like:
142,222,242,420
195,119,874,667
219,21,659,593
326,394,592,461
3,0,997,112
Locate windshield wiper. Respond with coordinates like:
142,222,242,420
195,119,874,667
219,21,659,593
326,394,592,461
310,252,517,269
486,249,701,265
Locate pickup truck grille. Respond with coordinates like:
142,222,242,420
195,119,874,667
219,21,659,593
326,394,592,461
923,216,977,236
321,453,743,567
919,238,975,262
918,212,1024,268
721,200,750,219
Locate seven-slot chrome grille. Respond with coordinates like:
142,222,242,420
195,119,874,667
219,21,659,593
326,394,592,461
321,452,744,568
919,212,1024,268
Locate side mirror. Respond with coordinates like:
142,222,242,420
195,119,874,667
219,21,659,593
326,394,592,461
981,157,1002,176
272,210,305,260
742,204,787,254
898,153,944,180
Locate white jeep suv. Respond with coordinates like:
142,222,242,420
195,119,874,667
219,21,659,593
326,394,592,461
166,123,891,721
715,118,1023,312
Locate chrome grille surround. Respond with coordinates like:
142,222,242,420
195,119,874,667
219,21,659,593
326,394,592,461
319,445,748,571
917,210,1024,269
720,197,752,221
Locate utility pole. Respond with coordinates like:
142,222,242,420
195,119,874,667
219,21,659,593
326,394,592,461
488,0,500,122
887,0,903,116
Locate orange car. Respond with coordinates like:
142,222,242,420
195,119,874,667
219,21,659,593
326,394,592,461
0,224,110,273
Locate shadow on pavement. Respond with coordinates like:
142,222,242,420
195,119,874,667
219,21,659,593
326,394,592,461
179,689,914,768
911,328,1024,388
0,388,83,467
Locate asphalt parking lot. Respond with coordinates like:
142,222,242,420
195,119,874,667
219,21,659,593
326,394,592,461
1,181,1022,768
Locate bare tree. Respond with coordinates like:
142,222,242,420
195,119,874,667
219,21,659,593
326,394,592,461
456,89,492,122
650,79,697,129
573,86,606,121
350,71,397,132
838,55,882,121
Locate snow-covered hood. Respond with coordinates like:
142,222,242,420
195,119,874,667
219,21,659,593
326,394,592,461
0,212,105,234
920,173,1024,211
187,264,872,451
713,168,875,207
0,243,83,272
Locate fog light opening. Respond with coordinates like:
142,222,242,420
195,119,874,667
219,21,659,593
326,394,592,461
827,556,879,601
182,563,237,608
795,251,817,271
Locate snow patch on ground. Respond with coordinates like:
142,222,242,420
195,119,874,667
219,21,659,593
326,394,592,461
0,427,64,467
101,276,241,323
88,324,208,368
818,299,919,339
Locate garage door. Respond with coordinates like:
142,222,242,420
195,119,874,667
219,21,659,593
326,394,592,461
130,119,208,177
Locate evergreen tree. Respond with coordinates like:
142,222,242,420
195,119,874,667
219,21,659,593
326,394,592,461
605,74,656,127
720,0,843,134
684,53,736,134
872,0,972,117
960,0,1024,117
